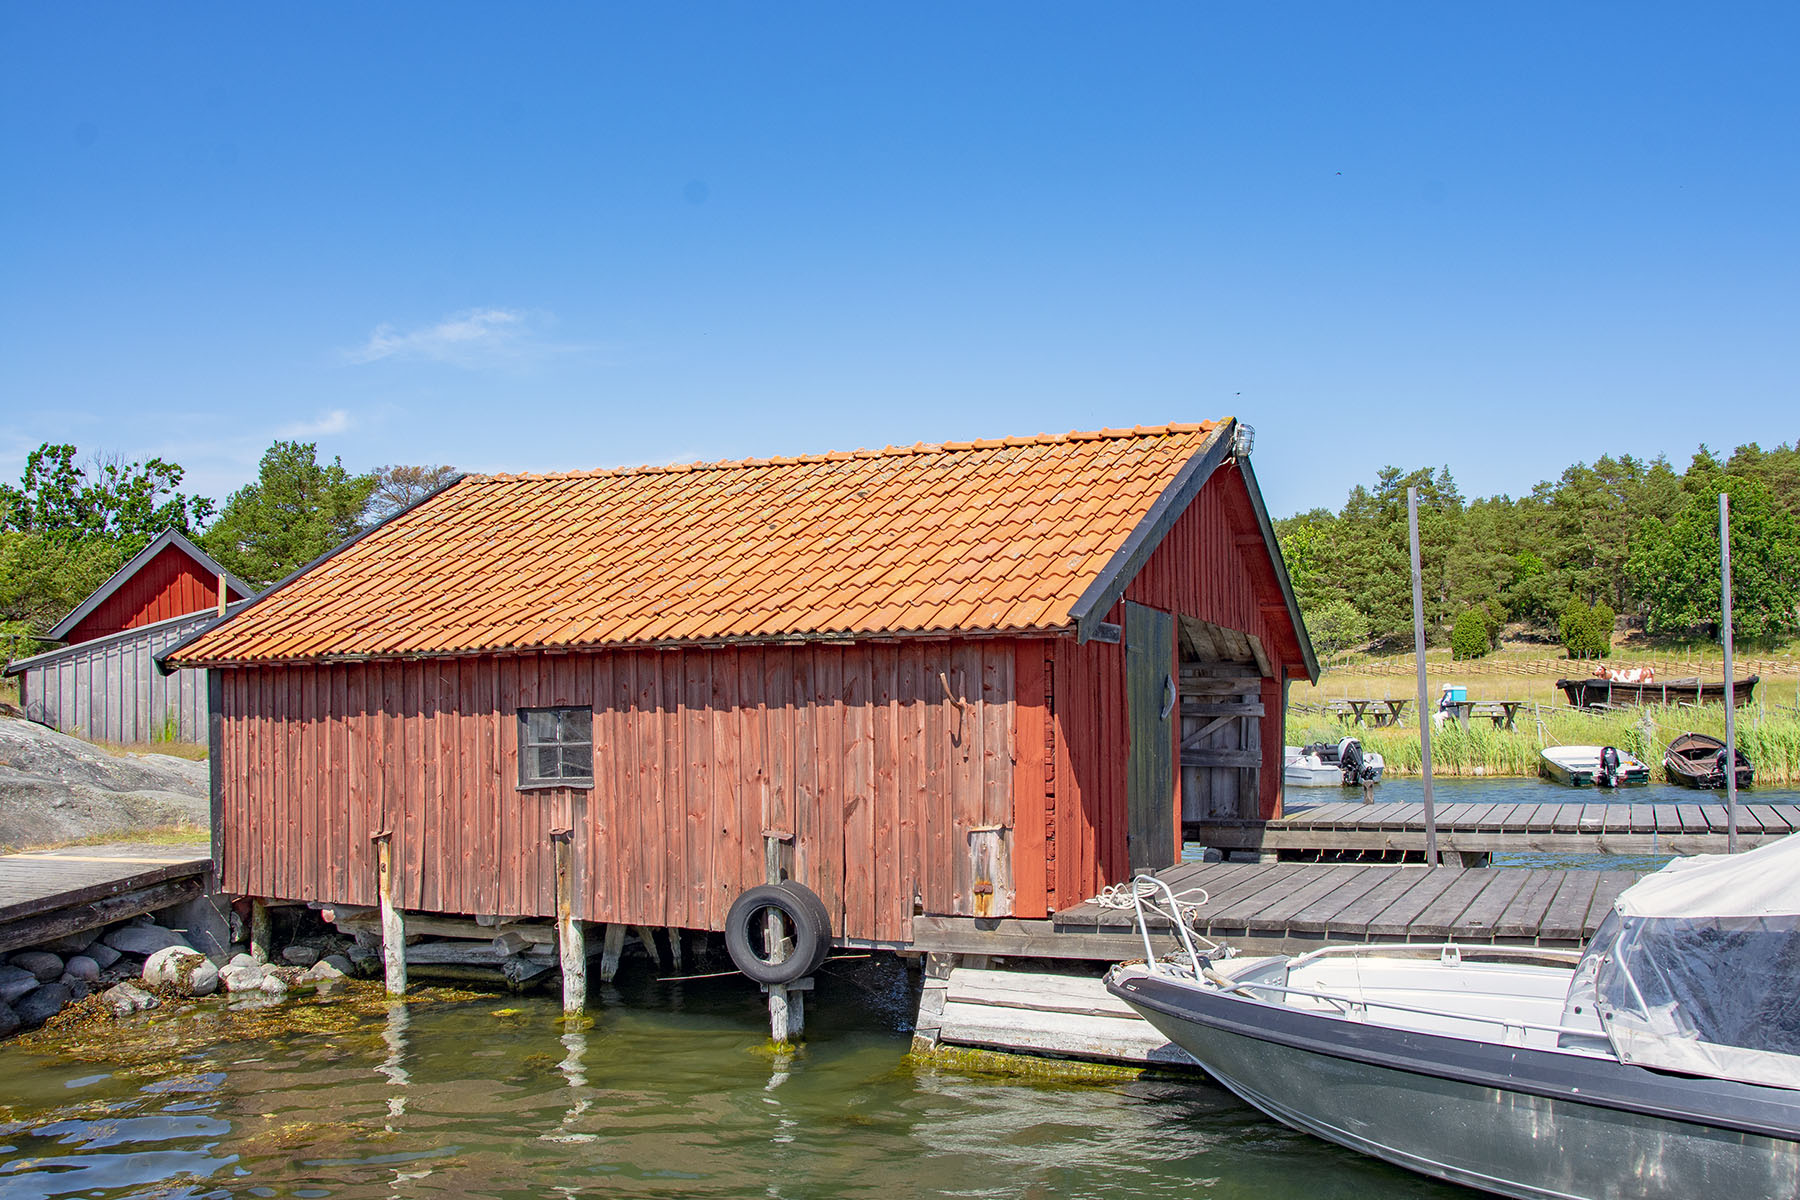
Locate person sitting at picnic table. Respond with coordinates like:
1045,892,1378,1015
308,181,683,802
1434,684,1456,729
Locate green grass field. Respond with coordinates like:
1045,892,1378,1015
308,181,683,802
1289,654,1800,784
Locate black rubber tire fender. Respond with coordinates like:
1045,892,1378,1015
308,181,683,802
778,880,835,975
724,884,823,986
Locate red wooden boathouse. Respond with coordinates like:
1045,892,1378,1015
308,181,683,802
162,420,1316,946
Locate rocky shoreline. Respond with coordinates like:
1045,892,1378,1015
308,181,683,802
1,910,358,1038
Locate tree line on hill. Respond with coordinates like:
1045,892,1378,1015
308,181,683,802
0,441,455,661
1276,442,1800,660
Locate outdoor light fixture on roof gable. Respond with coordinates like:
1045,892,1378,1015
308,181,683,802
1232,423,1255,459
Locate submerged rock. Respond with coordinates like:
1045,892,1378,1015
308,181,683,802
104,924,191,957
300,959,347,996
9,950,64,982
259,975,289,999
142,946,219,997
101,981,159,1015
0,1002,18,1037
15,983,72,1027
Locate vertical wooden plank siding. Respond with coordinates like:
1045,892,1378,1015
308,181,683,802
62,544,247,644
1010,646,1049,918
217,640,1032,941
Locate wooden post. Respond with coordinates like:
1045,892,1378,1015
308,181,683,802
762,832,802,1043
598,923,625,982
552,829,586,1013
217,572,228,617
1721,493,1739,854
634,926,661,965
249,898,272,964
1408,487,1441,866
373,831,407,995
665,926,683,972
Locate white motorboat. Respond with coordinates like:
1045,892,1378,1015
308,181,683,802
1284,737,1384,787
1106,838,1800,1199
1539,743,1651,787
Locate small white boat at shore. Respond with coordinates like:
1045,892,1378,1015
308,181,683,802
1284,738,1384,788
1539,744,1651,787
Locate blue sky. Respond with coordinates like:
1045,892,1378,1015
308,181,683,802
3,4,1795,518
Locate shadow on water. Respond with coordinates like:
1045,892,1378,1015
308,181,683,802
1,957,1464,1200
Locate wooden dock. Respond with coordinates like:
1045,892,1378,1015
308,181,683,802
1191,798,1800,857
0,843,213,955
913,859,1638,962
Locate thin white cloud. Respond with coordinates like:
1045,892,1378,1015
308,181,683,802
344,307,571,368
279,409,354,438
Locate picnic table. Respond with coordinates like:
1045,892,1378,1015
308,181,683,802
1437,699,1525,730
1325,697,1411,728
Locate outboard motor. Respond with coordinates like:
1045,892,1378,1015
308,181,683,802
1597,745,1622,789
1338,736,1377,785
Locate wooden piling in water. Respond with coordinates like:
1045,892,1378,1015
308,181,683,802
552,830,586,1013
249,898,272,964
598,923,625,982
373,832,406,996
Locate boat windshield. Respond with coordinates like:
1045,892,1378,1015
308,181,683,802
1580,834,1800,1090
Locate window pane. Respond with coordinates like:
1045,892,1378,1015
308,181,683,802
526,709,558,743
560,708,592,743
536,746,561,779
562,744,593,779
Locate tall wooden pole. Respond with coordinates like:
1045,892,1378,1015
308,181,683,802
1409,487,1440,865
1721,493,1739,853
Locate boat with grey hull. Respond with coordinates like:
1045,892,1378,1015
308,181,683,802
1110,960,1800,1200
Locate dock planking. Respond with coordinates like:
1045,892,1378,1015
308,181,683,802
1196,798,1800,857
0,843,213,955
913,859,1638,961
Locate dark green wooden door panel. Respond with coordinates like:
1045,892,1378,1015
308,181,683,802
1125,601,1177,870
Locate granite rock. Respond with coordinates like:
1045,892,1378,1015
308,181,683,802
0,964,39,1005
9,950,64,982
84,942,122,970
62,955,101,983
102,981,159,1016
104,925,191,957
14,982,72,1027
219,962,266,993
142,946,219,997
281,945,321,967
0,1002,18,1037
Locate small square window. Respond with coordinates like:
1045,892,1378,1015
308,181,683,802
519,705,594,789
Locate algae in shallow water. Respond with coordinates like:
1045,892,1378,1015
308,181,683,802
907,1043,1146,1085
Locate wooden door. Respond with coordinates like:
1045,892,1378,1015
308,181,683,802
1125,602,1177,871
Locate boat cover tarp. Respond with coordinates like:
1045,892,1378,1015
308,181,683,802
1585,833,1800,1089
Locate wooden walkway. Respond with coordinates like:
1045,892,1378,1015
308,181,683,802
0,842,213,955
1192,798,1800,856
912,860,1637,961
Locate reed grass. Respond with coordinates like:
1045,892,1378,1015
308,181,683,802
1287,703,1800,785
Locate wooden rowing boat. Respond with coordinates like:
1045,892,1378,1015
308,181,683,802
1556,674,1759,711
1664,732,1754,790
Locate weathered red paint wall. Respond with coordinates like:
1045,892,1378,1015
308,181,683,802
67,545,244,643
215,640,1024,942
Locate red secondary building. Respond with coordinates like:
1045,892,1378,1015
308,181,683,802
164,420,1316,945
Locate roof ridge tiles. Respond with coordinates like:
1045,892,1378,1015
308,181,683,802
473,420,1218,483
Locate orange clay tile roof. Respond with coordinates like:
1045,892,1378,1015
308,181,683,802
168,422,1224,665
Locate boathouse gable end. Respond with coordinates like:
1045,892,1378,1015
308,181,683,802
177,421,1307,944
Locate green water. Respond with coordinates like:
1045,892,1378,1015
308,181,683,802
0,961,1459,1200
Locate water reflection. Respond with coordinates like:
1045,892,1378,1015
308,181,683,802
1,966,1463,1200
